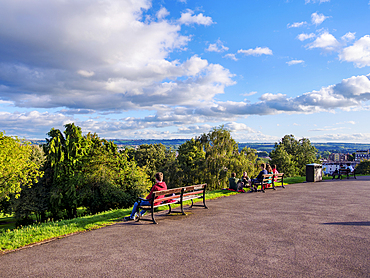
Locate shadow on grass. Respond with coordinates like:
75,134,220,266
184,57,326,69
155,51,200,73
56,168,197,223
322,221,370,226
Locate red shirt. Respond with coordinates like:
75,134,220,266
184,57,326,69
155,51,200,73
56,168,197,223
146,181,167,205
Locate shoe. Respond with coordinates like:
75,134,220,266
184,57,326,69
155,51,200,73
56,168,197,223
133,212,141,222
123,216,134,222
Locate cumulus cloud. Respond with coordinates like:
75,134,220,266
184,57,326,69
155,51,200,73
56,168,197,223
157,7,170,20
178,9,214,26
306,32,341,52
339,35,370,68
206,39,229,52
237,47,273,56
287,21,307,28
341,32,356,42
223,54,238,61
287,60,304,66
0,111,73,137
297,33,316,41
311,12,330,26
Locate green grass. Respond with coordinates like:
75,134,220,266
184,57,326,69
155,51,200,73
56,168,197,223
0,175,337,252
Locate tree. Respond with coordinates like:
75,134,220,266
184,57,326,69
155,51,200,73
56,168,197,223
355,160,370,175
270,135,319,177
128,143,176,183
12,145,48,225
0,132,42,199
177,138,206,186
197,126,258,190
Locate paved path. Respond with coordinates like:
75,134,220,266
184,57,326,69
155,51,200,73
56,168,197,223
1,177,370,277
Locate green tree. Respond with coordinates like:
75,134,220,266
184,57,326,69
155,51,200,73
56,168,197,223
128,143,176,182
12,145,48,225
197,126,258,190
0,132,42,199
177,138,206,186
270,135,319,177
355,160,370,175
44,123,89,218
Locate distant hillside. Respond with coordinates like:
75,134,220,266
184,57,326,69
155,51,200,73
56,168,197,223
28,139,370,154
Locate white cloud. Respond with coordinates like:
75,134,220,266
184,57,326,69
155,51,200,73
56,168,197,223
305,0,330,4
287,60,304,66
341,32,356,42
339,35,370,68
223,53,238,61
178,9,214,26
310,133,370,143
237,47,273,56
77,70,95,77
297,33,316,41
306,31,341,52
0,111,73,137
242,91,257,97
157,7,170,20
287,21,307,28
311,12,330,26
206,39,229,52
224,122,255,132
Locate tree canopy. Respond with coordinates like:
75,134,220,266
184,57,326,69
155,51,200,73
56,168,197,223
269,134,319,177
0,132,42,199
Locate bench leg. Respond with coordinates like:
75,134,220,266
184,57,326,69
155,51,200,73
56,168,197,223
168,204,172,214
151,207,157,224
181,200,186,215
190,199,194,208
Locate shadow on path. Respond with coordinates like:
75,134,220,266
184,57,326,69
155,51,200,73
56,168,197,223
322,221,370,226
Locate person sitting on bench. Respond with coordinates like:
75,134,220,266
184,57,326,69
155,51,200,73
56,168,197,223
229,172,241,191
241,171,251,188
346,163,354,173
124,172,167,221
251,163,268,192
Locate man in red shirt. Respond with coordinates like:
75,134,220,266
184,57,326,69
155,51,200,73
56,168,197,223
124,172,167,221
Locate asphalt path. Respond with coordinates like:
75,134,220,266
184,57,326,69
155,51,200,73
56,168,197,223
1,177,370,277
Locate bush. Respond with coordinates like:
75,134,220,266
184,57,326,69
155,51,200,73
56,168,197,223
356,160,370,175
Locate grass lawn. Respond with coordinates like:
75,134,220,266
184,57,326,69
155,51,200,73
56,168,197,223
0,175,338,253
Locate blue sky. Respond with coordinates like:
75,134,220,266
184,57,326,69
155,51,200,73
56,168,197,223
0,0,370,142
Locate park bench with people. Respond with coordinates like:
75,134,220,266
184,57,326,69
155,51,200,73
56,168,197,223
338,168,356,179
135,183,208,224
255,173,285,192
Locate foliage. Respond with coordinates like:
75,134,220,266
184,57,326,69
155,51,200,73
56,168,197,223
355,160,370,175
0,132,42,199
270,135,319,177
197,126,257,190
127,143,176,182
43,125,152,219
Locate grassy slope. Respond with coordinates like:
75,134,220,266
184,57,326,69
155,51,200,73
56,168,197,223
0,175,334,252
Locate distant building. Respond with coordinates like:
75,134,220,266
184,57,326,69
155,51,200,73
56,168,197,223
355,150,370,161
328,153,348,161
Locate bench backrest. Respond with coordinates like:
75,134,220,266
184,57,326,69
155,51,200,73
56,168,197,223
262,174,274,183
152,184,207,203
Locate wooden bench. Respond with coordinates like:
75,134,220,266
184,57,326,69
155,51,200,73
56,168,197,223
339,169,356,179
255,173,285,193
135,184,207,224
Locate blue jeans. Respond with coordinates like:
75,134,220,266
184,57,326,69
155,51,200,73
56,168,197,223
130,200,151,218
